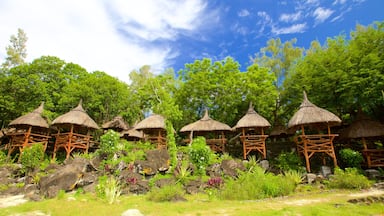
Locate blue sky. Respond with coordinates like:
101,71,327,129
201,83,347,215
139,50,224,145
0,0,383,83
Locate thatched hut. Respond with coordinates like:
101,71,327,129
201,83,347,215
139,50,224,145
51,101,99,159
233,103,270,159
340,111,384,168
288,91,342,172
102,116,129,132
121,128,144,142
180,109,231,153
134,114,167,149
6,102,50,159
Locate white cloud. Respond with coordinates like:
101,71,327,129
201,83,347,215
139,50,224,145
279,11,302,23
238,9,250,17
333,0,347,5
313,7,334,24
272,23,307,35
0,0,209,83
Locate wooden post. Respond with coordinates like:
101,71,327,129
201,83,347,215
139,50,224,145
242,128,246,159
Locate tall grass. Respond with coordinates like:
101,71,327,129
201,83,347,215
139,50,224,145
218,166,296,200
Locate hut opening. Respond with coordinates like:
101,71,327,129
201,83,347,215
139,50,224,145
180,109,231,153
6,102,50,160
288,91,341,172
233,103,270,160
340,110,384,168
134,114,167,149
51,101,99,159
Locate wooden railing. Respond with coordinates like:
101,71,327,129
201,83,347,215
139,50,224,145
146,136,167,149
6,132,50,158
363,149,384,168
240,135,268,159
52,132,92,159
294,134,338,172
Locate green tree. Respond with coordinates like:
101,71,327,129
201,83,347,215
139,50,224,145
128,65,182,123
2,28,28,69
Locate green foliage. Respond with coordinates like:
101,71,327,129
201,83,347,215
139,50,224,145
218,166,296,200
2,28,28,69
284,170,305,185
20,143,45,174
96,175,121,204
147,184,185,202
275,151,303,172
166,120,177,169
175,160,192,185
325,168,373,190
339,148,364,168
0,150,7,165
56,190,66,200
98,130,120,157
188,137,213,175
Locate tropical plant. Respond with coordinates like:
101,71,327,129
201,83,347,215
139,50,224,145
20,143,45,174
275,150,303,172
188,137,213,175
339,148,364,168
325,168,372,190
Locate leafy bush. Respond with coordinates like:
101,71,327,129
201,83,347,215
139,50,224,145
20,143,45,173
0,150,7,165
147,184,185,202
166,120,178,170
218,166,296,200
96,175,121,204
325,168,372,190
284,170,305,185
275,151,303,172
188,137,214,175
339,148,364,168
99,130,120,157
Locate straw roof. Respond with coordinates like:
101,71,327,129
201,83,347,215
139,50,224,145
121,128,144,139
52,101,99,129
340,111,384,139
233,103,271,130
9,102,49,129
288,91,341,129
102,116,129,131
180,109,231,132
134,114,166,130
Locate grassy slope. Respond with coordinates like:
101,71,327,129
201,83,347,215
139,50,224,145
1,190,383,216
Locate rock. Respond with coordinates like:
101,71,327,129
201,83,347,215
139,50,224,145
365,169,380,180
306,173,317,184
154,178,175,188
206,163,222,177
39,164,84,198
185,179,204,194
146,149,170,172
134,160,157,176
121,209,144,216
258,160,269,171
320,166,332,178
77,172,98,187
126,180,149,195
221,159,245,178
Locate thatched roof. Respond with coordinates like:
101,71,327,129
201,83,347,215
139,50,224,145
121,128,144,139
52,101,99,129
288,91,341,129
180,109,231,132
9,102,49,129
102,116,129,131
233,103,271,130
134,114,166,130
340,111,384,139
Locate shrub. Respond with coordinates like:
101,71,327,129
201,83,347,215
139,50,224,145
188,137,213,175
20,143,45,174
166,120,178,170
339,148,364,168
325,168,373,190
0,150,7,165
284,170,305,185
218,166,296,200
99,130,120,157
275,151,303,172
147,184,185,202
96,175,121,204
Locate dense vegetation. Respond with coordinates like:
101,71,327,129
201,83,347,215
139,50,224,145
0,21,383,131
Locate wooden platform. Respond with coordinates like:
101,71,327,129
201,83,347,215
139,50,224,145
294,134,338,172
240,135,268,159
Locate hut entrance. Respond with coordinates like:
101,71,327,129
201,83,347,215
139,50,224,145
288,92,341,172
233,103,271,160
51,101,99,159
134,114,167,149
180,110,231,153
6,102,50,160
340,111,384,168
